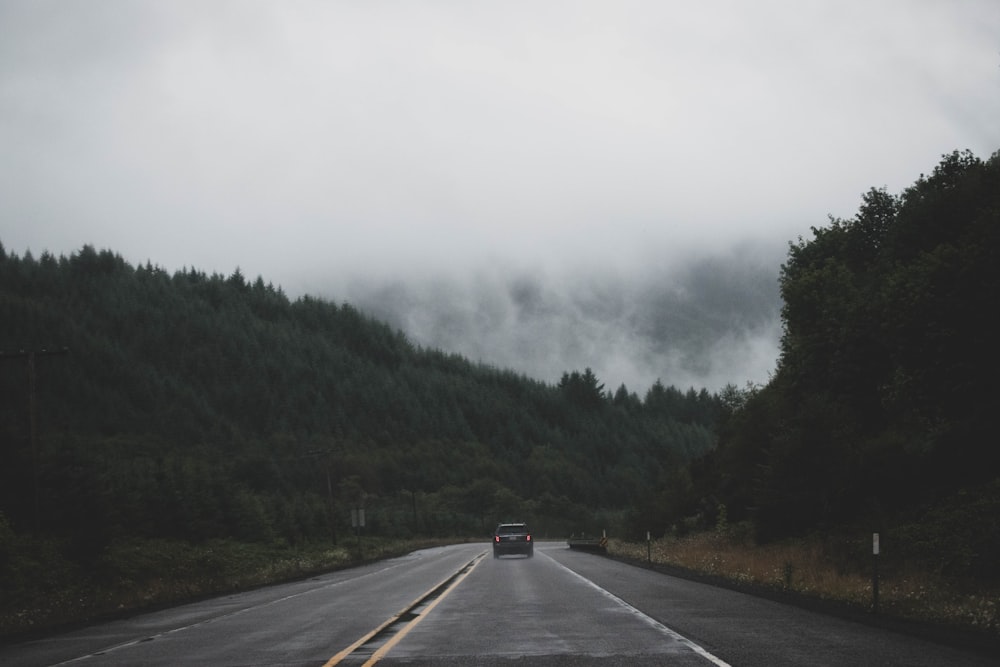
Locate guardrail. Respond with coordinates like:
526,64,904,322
567,533,608,553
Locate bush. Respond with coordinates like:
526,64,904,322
892,479,1000,579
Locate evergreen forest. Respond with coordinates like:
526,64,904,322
2,149,999,622
690,150,1000,578
0,240,720,557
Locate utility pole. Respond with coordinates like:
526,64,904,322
303,448,338,544
0,347,69,531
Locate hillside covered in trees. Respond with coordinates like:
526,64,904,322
0,244,720,564
678,150,1000,578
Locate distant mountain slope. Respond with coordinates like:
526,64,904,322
0,243,721,550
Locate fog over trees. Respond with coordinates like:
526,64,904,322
336,239,785,394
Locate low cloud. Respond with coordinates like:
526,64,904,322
338,239,785,393
2,1,995,395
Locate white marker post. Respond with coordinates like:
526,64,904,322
872,533,880,614
352,508,366,553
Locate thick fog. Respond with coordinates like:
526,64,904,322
2,1,998,393
341,240,785,392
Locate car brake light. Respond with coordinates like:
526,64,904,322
526,535,532,541
494,535,500,543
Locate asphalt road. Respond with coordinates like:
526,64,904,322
1,542,995,666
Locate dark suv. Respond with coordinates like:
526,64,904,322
493,523,533,558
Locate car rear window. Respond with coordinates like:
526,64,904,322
497,524,526,534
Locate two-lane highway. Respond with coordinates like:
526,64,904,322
2,543,995,666
384,546,722,666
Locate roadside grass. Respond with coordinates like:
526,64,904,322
0,535,462,642
607,528,1000,636
8,529,999,644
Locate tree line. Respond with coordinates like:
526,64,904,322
0,244,720,564
666,150,1000,578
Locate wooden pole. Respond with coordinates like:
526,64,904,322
0,348,69,532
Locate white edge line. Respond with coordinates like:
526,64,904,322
543,551,733,667
50,560,411,665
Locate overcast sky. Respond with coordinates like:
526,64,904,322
2,1,999,392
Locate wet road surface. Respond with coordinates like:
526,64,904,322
1,542,995,666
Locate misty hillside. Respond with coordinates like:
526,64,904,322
337,241,785,393
0,245,721,556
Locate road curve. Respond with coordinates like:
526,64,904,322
1,542,995,666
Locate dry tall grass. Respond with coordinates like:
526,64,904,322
608,528,999,635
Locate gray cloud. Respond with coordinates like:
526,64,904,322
2,1,998,392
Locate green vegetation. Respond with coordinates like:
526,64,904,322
2,148,998,639
0,530,454,639
671,150,1000,557
616,149,1000,637
0,236,718,636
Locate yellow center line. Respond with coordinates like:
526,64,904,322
361,553,485,666
323,552,486,667
322,611,400,667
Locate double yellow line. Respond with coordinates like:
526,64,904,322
324,552,486,666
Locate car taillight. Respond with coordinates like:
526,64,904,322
494,535,500,543
526,535,532,541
